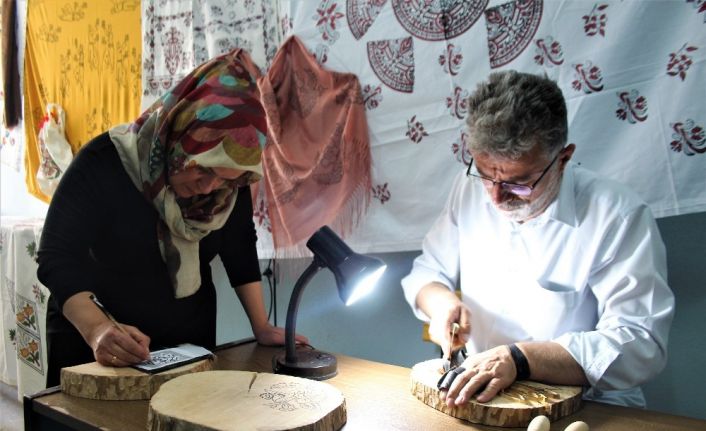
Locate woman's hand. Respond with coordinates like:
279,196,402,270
62,292,151,367
89,321,151,367
235,281,309,347
252,322,309,346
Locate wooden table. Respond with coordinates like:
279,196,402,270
23,339,706,430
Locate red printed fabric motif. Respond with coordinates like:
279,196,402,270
582,4,608,37
315,0,346,43
143,8,192,97
391,0,488,41
572,61,604,94
616,90,648,124
686,0,706,22
406,115,429,143
347,0,389,40
534,36,563,67
485,0,543,69
452,131,472,166
367,37,415,93
670,120,705,155
667,43,698,81
447,87,469,120
439,44,463,76
362,83,383,110
372,183,391,204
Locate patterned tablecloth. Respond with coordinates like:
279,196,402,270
0,217,48,399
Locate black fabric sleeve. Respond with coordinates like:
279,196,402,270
218,185,262,288
36,134,112,309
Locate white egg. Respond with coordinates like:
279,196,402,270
527,415,550,431
564,420,590,431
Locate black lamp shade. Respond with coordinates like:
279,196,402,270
332,253,386,306
307,226,386,305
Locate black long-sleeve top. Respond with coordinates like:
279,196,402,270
37,132,261,385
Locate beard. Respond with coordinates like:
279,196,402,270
495,174,562,222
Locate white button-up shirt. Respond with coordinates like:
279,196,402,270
402,163,675,407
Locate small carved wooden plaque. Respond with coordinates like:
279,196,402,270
60,358,213,400
148,370,346,431
411,359,583,427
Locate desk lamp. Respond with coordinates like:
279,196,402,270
273,225,387,380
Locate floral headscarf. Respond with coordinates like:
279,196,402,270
109,49,266,298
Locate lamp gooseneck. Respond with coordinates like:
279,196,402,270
283,259,322,363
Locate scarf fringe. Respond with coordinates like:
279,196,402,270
274,176,371,251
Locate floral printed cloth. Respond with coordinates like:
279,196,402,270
0,218,49,397
110,49,267,298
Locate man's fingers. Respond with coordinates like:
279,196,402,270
443,368,475,405
451,372,489,406
474,377,505,403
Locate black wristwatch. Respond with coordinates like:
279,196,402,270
508,343,531,381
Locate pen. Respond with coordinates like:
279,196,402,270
89,294,129,336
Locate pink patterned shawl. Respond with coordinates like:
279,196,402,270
258,36,372,252
109,49,267,298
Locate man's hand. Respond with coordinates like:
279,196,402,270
428,303,471,358
441,345,516,406
416,282,471,358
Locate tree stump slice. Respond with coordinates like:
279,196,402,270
411,359,583,428
60,358,213,400
148,370,346,431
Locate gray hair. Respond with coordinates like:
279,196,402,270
466,70,568,160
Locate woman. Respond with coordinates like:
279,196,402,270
37,49,306,387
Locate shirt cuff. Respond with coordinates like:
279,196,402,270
554,332,621,388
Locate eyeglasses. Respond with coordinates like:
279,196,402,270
198,166,248,187
466,153,559,197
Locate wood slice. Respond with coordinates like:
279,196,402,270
411,359,583,428
60,358,213,400
148,370,346,431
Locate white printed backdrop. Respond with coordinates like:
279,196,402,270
141,0,285,110
269,0,706,257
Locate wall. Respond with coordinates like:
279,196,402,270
642,213,706,420
0,152,49,218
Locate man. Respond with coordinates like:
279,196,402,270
401,70,674,408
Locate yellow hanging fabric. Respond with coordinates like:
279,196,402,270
24,0,141,202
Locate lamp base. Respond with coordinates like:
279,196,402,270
273,348,338,380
